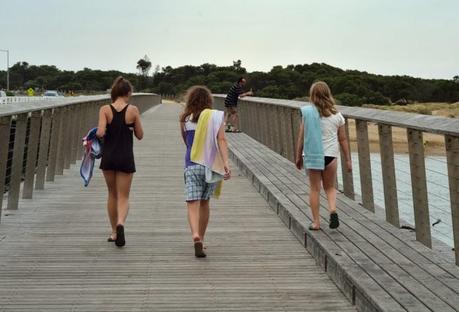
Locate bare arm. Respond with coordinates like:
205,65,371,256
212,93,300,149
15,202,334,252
217,123,231,180
179,122,186,144
295,120,304,170
96,106,107,138
133,106,144,140
239,90,253,98
338,126,352,172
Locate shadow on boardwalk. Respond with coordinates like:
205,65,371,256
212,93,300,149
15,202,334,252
0,104,354,311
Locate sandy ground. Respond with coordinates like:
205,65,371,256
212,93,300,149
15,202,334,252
346,120,445,155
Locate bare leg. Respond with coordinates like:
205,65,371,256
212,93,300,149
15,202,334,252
115,171,133,225
231,109,240,131
308,169,322,228
103,170,117,239
224,109,230,128
321,159,338,214
187,200,201,241
199,200,210,241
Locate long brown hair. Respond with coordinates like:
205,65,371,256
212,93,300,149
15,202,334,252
111,76,133,102
309,81,337,117
180,86,213,122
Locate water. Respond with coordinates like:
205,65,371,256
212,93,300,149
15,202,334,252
337,153,453,247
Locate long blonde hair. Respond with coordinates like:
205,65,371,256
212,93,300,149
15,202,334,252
309,81,337,117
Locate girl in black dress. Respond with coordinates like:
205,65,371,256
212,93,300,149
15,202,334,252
97,77,144,247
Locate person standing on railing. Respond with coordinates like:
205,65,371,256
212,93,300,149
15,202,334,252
96,76,144,247
224,77,253,133
295,81,352,231
180,86,231,258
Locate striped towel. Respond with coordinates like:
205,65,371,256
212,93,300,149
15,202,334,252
190,109,225,198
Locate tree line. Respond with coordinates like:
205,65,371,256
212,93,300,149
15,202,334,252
1,60,458,106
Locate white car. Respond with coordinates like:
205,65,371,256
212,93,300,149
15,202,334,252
43,90,61,97
0,90,6,97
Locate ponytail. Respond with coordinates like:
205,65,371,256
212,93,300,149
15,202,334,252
111,76,133,102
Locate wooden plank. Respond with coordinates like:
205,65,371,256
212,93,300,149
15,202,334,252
0,104,355,312
407,128,432,248
55,107,67,175
378,124,400,227
63,106,72,170
0,116,11,215
341,119,355,200
70,104,79,164
7,113,28,210
227,132,459,311
445,135,459,265
46,108,62,182
22,110,42,199
35,109,52,190
355,120,374,211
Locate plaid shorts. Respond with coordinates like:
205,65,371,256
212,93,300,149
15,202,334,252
184,164,217,201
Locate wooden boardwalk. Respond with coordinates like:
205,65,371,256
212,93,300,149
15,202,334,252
0,103,355,311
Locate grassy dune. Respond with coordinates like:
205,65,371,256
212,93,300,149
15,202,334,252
363,102,459,118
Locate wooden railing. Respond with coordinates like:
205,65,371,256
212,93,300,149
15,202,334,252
0,93,161,219
0,96,63,105
213,95,459,265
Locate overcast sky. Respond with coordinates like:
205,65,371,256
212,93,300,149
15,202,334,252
0,0,458,79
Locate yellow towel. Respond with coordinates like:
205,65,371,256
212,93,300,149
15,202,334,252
190,109,225,198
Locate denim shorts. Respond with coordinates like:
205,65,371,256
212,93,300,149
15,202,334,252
184,164,217,201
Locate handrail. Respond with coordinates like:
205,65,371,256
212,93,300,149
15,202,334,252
0,93,155,117
213,94,459,136
0,93,161,222
213,94,459,265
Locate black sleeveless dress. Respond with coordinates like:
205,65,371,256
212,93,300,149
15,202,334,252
99,104,136,173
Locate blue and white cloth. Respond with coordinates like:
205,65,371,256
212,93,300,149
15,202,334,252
300,105,324,170
80,127,102,187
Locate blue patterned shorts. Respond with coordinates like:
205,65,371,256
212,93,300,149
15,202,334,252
184,164,217,201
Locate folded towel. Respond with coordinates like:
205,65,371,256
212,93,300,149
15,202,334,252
301,105,324,170
191,109,225,198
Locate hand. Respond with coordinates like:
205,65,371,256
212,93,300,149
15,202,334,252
295,156,303,170
247,90,254,96
346,160,352,172
224,163,231,180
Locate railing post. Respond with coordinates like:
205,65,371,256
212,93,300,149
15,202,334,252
70,105,79,164
64,106,72,170
281,107,293,162
355,120,374,211
7,113,28,210
340,119,355,199
291,108,301,163
51,108,65,178
22,110,42,199
259,103,267,146
56,107,68,175
76,104,86,160
35,109,52,189
238,100,246,132
272,106,282,154
378,124,400,227
254,102,262,142
445,135,459,265
0,116,12,217
407,128,431,248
